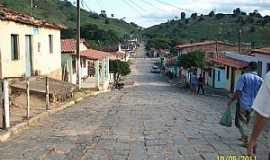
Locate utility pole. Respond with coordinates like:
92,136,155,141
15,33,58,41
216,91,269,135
76,0,81,88
30,0,33,16
238,29,242,54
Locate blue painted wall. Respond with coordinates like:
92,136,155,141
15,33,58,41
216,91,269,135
214,68,226,89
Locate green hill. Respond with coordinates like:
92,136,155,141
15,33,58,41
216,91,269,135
143,9,270,53
0,0,140,50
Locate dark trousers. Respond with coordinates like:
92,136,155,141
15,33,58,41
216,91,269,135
235,100,252,138
197,84,205,95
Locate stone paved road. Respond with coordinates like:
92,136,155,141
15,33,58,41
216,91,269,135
0,49,268,159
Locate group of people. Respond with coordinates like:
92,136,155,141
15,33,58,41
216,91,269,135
226,62,270,157
190,72,205,95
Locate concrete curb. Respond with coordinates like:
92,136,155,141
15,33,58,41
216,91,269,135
0,90,109,143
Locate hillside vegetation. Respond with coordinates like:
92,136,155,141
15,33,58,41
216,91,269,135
143,8,270,52
0,0,140,50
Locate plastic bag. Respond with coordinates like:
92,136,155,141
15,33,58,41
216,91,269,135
219,105,232,127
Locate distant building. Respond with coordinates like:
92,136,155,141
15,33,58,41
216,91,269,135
61,39,110,90
176,41,249,55
206,56,248,92
0,5,64,79
251,48,270,77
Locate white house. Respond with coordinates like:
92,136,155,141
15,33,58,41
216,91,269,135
251,48,270,77
61,39,110,90
0,5,64,79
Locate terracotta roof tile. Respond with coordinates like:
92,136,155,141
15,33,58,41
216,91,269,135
61,39,108,60
0,5,65,29
81,49,108,60
207,56,248,69
61,39,88,53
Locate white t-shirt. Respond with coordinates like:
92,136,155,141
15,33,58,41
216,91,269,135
252,72,270,118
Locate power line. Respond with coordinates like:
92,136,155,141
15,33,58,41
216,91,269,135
152,0,196,13
82,0,91,12
95,0,102,10
127,0,147,13
121,0,144,17
139,0,168,12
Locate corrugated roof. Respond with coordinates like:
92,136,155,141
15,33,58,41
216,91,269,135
0,5,65,30
207,56,248,69
252,47,270,55
176,41,234,49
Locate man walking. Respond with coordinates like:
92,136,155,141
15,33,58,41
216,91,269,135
227,62,263,146
247,72,270,157
197,74,205,95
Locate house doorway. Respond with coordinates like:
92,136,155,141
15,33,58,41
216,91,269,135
25,35,33,77
230,67,236,92
212,69,215,88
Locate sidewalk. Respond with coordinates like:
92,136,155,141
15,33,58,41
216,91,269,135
168,78,232,97
0,88,108,143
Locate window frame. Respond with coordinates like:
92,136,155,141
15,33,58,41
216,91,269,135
49,35,53,54
226,66,230,80
11,34,20,61
217,70,221,81
267,63,270,73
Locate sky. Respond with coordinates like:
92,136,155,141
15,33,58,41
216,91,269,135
69,0,270,28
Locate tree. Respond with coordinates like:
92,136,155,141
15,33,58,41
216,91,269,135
178,50,205,69
109,60,131,85
233,8,241,16
100,10,107,18
198,14,205,21
209,11,215,17
249,10,262,18
191,13,197,19
181,12,186,20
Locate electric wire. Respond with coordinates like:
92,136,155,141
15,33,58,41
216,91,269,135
120,0,144,17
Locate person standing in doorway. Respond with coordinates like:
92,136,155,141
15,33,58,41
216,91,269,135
190,71,198,95
247,72,270,157
197,74,205,95
227,62,263,147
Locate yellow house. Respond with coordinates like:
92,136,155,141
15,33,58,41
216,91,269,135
0,5,64,79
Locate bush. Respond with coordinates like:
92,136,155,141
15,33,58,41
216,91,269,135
216,13,225,19
109,60,131,85
89,12,99,19
105,18,110,24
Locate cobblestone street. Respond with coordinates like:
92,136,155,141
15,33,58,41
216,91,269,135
0,50,268,159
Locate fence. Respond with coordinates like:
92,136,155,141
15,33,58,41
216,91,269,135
0,77,50,130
